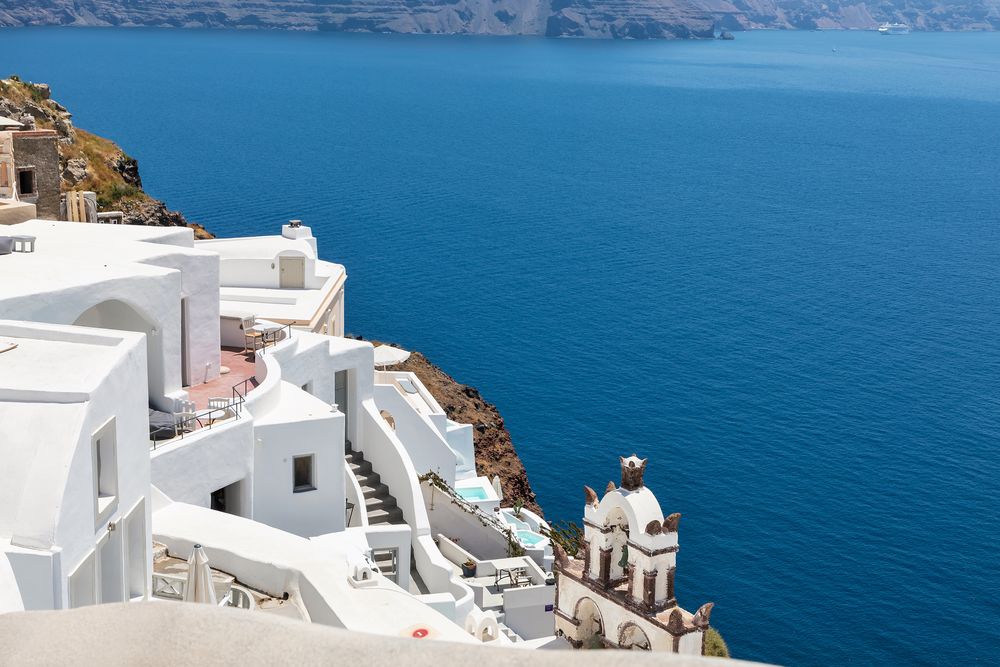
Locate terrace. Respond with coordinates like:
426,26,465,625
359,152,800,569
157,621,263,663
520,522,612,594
150,323,295,447
437,535,555,642
150,542,303,619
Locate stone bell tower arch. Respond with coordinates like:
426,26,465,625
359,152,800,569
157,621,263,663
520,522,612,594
553,454,715,654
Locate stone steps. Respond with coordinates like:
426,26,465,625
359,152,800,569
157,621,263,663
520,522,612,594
346,447,404,526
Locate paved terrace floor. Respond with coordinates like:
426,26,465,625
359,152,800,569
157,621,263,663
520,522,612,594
186,347,258,411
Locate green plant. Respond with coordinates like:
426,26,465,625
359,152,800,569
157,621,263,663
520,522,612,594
541,520,585,557
703,627,730,658
505,528,525,557
98,182,142,208
513,499,524,518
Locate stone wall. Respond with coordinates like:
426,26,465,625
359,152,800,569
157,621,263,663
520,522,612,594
12,130,60,219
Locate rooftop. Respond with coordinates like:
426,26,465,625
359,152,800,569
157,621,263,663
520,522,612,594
196,234,317,261
219,263,344,327
0,320,142,396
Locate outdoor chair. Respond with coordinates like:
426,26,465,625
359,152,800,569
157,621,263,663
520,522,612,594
206,398,235,424
242,315,264,354
174,411,200,435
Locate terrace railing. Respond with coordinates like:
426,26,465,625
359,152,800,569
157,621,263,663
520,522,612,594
257,323,294,355
150,376,259,450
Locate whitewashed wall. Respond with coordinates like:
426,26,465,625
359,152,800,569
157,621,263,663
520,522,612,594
252,386,345,537
150,417,254,511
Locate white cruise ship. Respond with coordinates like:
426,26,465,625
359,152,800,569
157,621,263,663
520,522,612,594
878,22,910,34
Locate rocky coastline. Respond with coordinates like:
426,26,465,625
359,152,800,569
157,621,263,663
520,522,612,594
0,0,997,38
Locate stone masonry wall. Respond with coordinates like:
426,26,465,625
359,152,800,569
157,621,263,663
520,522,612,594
12,130,60,219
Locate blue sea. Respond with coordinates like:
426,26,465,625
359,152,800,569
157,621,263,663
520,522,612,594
4,27,1000,665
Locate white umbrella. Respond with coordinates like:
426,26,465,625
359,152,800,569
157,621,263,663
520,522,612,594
373,345,411,368
184,544,217,605
491,475,504,502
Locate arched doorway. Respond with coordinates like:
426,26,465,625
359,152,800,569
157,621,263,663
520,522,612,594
618,622,652,650
74,300,166,408
573,596,605,648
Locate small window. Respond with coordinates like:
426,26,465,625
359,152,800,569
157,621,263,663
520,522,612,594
93,419,118,524
293,455,315,493
17,168,35,195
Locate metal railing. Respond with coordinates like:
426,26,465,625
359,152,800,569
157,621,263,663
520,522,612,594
256,323,294,355
149,376,259,450
231,377,252,415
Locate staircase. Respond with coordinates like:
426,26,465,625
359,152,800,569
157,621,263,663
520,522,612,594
493,612,522,643
346,446,404,526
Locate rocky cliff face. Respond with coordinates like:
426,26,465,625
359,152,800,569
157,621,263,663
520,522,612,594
1,0,997,36
369,342,542,515
0,77,212,237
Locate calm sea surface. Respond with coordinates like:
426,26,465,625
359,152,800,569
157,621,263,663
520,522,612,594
4,27,1000,665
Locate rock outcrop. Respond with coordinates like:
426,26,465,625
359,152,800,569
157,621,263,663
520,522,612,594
369,342,542,515
0,0,997,36
0,76,212,238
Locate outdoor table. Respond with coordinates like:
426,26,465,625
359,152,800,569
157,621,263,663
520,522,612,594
250,319,284,346
490,557,529,588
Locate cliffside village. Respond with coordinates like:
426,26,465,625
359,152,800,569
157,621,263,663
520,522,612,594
0,114,719,656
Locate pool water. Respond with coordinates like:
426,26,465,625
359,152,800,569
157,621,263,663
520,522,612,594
456,486,489,501
517,530,546,547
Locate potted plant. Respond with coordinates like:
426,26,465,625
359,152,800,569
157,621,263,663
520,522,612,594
513,499,524,519
461,558,477,578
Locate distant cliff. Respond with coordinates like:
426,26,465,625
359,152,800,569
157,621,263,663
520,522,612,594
0,77,212,238
0,0,997,37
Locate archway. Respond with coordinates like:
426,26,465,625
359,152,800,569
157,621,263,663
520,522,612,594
603,506,630,582
74,300,166,408
573,596,605,648
618,622,651,650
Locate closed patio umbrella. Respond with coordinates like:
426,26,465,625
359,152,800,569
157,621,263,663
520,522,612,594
491,475,504,502
184,544,217,605
373,345,411,368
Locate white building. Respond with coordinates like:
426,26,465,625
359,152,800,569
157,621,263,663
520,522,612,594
0,214,560,646
0,320,151,611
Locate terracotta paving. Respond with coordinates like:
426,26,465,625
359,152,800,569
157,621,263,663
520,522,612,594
185,347,259,411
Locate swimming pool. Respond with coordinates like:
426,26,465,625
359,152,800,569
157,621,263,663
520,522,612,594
517,530,546,547
456,486,489,501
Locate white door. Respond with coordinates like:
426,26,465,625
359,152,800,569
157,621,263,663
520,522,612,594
98,525,125,603
280,256,305,289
